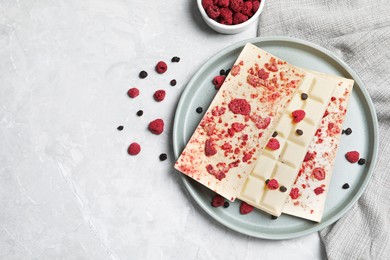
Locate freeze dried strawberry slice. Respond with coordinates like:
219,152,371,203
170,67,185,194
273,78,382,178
232,122,246,132
205,139,217,157
257,68,270,80
240,202,254,215
312,167,326,181
304,151,315,162
314,187,325,195
228,98,251,115
345,151,360,163
231,65,240,76
250,115,271,129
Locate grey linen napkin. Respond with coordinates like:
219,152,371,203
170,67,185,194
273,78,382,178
257,0,390,259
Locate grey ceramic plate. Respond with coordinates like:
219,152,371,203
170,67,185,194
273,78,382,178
172,36,378,239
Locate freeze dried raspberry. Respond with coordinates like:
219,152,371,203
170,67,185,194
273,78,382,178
314,187,325,195
240,202,254,214
127,88,139,98
206,5,220,19
128,142,141,155
211,194,225,207
241,1,253,16
233,12,248,24
257,68,269,80
312,167,326,181
252,0,260,13
148,119,164,135
212,75,226,90
155,61,167,74
292,109,306,123
290,187,300,199
304,151,315,162
219,8,233,25
250,115,271,129
202,0,214,9
266,138,280,150
218,0,229,7
231,65,240,76
230,0,244,12
153,90,166,102
345,151,360,163
267,179,279,190
228,98,251,115
205,139,217,157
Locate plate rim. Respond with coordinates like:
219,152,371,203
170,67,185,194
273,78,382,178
172,36,379,239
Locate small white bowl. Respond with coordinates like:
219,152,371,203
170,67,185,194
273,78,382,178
197,0,265,34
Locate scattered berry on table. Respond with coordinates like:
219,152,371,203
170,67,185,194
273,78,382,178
155,61,168,74
171,56,180,63
211,194,225,207
139,71,148,79
170,79,177,86
128,88,140,98
128,142,141,155
345,151,360,163
196,107,203,114
117,126,124,131
159,153,167,161
136,110,143,117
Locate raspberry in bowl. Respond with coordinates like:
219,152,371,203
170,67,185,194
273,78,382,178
197,0,265,34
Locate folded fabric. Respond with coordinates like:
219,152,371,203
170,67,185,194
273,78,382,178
257,0,390,259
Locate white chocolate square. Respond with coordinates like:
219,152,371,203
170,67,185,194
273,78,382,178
240,176,265,204
309,77,336,103
298,74,314,93
274,114,293,138
303,99,324,124
252,156,276,180
274,162,298,187
289,120,317,147
279,141,307,168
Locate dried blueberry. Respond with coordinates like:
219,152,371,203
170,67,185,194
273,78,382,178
196,107,203,114
296,129,303,135
220,69,226,76
159,153,167,161
139,70,148,79
171,56,180,62
342,183,350,189
279,186,287,192
272,131,278,137
345,128,352,135
117,126,124,131
170,79,177,86
358,158,366,165
271,215,278,220
136,110,143,117
301,93,308,100
223,201,230,208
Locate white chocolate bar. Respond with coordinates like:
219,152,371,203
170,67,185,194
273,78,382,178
175,43,305,201
282,73,354,222
238,72,337,216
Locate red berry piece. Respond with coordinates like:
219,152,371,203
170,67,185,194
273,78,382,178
228,98,251,115
292,109,306,123
312,167,326,181
345,151,360,163
233,12,248,25
257,68,270,80
202,0,214,9
217,0,229,8
155,61,167,74
205,139,218,157
241,1,253,16
148,119,164,135
266,138,280,150
267,179,279,190
289,187,300,199
219,7,233,25
153,90,166,102
206,5,220,19
252,1,260,13
314,187,325,195
127,88,139,98
212,75,226,90
211,194,225,207
128,142,141,155
230,0,244,13
304,151,315,162
240,202,254,215
250,115,271,129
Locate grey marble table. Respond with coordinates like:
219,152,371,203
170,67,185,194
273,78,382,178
0,1,325,259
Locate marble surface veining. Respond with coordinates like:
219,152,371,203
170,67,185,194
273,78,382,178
0,0,325,259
